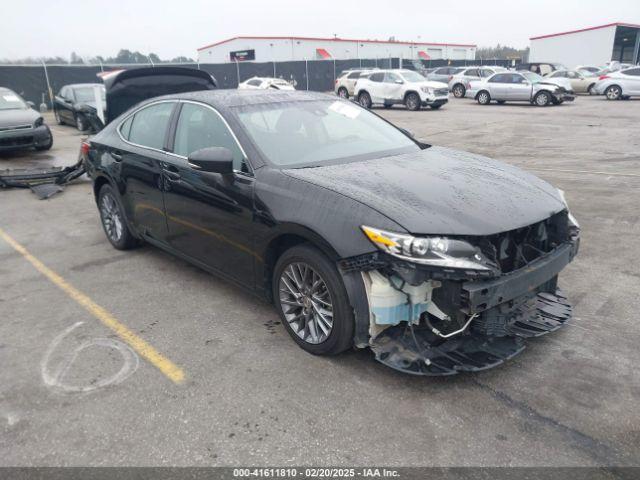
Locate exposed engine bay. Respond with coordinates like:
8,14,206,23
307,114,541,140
339,210,580,375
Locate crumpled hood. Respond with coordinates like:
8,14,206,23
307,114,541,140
0,108,39,128
284,146,566,236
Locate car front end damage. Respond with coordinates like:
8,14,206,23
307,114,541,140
0,122,52,152
338,209,580,375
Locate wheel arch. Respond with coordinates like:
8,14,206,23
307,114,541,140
403,89,420,102
475,89,490,100
260,225,341,303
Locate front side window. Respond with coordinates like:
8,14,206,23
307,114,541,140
173,103,245,170
347,72,361,79
73,86,106,102
247,79,262,86
520,72,543,83
511,74,527,84
623,68,640,76
127,102,174,150
369,72,384,82
384,72,402,83
489,73,508,83
234,100,420,168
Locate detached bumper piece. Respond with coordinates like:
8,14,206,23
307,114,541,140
0,159,86,199
371,326,524,376
370,288,572,376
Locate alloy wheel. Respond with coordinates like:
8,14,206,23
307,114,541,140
536,93,549,106
100,193,123,242
606,86,621,100
338,88,348,99
453,85,465,98
278,262,334,345
478,92,489,104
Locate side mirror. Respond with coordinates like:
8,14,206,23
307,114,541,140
188,147,234,174
26,101,36,109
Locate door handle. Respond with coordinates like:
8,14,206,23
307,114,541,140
110,151,123,162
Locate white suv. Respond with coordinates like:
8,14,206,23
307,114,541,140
334,69,376,99
354,69,449,110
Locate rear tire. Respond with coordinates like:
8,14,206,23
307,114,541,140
358,91,372,109
605,85,622,100
404,92,421,111
273,244,354,356
98,184,138,250
452,84,466,98
337,87,349,99
477,90,491,105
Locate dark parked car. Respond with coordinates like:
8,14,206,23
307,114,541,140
0,87,52,152
83,76,580,375
54,83,106,131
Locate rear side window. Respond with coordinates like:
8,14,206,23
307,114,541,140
119,116,134,140
173,103,245,170
624,68,640,76
347,72,361,79
127,102,174,150
489,74,509,83
369,72,384,82
465,69,479,77
247,79,262,86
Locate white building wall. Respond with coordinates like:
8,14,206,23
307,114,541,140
530,26,616,68
197,37,476,63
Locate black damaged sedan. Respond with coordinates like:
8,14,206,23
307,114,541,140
83,87,580,376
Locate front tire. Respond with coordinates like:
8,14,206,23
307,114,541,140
452,84,466,98
605,85,622,100
404,92,421,111
273,244,354,356
98,184,138,250
477,90,491,105
35,126,53,151
337,87,349,99
75,114,87,132
534,91,551,106
358,91,372,109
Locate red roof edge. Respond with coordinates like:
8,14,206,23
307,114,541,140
198,36,476,51
530,22,640,41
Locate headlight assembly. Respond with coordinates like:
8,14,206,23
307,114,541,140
557,189,580,229
420,87,433,94
361,225,493,270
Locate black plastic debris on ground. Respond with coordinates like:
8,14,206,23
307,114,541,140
0,160,85,199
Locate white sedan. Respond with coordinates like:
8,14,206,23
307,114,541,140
238,77,295,90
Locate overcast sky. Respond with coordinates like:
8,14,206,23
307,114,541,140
1,0,639,60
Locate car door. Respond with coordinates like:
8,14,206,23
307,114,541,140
566,71,584,92
366,72,385,102
59,87,74,123
622,68,640,94
487,73,509,99
115,100,176,244
507,74,532,100
382,72,404,102
161,101,255,286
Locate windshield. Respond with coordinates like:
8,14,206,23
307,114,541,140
521,72,544,83
234,100,420,168
0,90,27,110
74,86,106,103
399,70,426,82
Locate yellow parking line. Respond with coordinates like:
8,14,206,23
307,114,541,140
0,227,185,384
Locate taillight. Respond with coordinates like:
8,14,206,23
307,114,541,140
80,141,90,157
599,75,610,80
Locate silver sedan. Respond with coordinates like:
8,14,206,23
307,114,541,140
466,72,575,106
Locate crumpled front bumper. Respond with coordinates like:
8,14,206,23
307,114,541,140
339,238,579,376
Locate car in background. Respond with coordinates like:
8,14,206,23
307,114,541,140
334,69,376,99
238,77,295,91
0,87,52,152
545,70,598,94
425,66,465,83
448,66,507,98
467,71,575,106
82,86,579,376
576,65,601,75
54,83,106,131
354,69,449,110
516,62,567,76
593,67,640,100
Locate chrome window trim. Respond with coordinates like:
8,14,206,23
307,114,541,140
116,98,253,177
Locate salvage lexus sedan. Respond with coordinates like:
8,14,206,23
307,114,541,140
83,89,580,375
0,87,53,152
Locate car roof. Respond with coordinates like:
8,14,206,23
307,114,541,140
145,89,332,109
0,87,17,94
